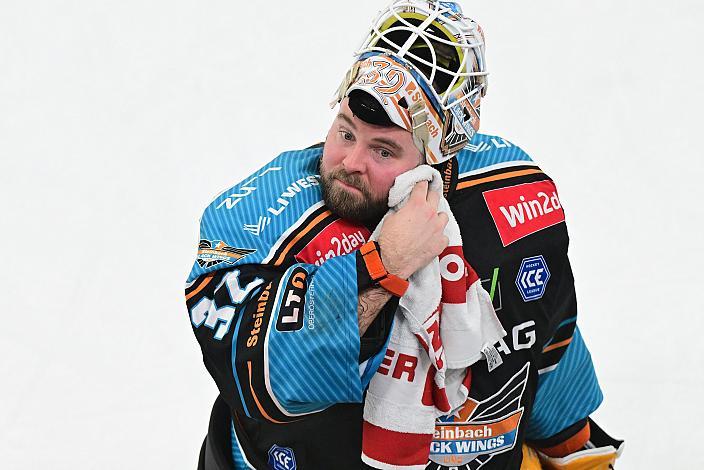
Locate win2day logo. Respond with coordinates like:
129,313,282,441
483,180,565,246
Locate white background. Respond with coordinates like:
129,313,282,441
1,1,702,468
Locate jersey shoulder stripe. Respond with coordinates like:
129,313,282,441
453,134,547,193
539,316,577,375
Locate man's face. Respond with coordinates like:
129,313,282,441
320,98,423,225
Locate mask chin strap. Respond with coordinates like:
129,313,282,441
409,100,432,163
330,62,361,109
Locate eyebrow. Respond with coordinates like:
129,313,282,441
371,137,402,153
336,113,403,153
337,113,356,129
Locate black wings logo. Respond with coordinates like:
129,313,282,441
429,363,530,469
196,239,256,269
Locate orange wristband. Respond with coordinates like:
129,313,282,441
360,241,409,297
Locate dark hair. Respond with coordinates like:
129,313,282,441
347,89,394,126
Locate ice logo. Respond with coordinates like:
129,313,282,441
268,445,296,470
515,256,551,302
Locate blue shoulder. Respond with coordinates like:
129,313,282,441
188,146,325,282
455,133,536,176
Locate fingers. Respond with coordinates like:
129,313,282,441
433,213,449,242
426,185,440,210
437,211,449,228
409,180,429,203
440,234,450,251
410,180,443,214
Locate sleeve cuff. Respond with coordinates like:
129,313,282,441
356,250,375,292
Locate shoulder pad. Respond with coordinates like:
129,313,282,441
188,146,325,281
456,133,535,176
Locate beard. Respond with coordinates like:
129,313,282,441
319,164,389,226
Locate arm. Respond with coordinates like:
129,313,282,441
358,287,392,337
523,258,624,467
522,417,624,469
359,180,449,335
187,251,384,424
186,181,448,424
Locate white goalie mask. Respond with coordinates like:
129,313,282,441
333,0,488,164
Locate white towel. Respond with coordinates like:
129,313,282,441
361,166,506,470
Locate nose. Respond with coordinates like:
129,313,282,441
342,143,367,174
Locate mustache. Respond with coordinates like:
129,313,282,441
329,168,367,194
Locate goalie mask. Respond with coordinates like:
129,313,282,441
332,0,488,164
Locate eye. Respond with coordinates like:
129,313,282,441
377,148,393,159
339,130,354,142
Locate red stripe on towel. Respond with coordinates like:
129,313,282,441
362,421,433,466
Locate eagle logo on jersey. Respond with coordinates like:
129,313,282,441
428,364,530,469
196,239,256,269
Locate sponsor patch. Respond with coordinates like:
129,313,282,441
466,137,512,154
437,155,457,199
295,219,371,266
243,216,271,236
266,175,320,217
268,444,297,470
216,166,282,210
246,282,273,348
483,180,565,246
515,256,551,302
196,240,256,269
276,267,308,332
430,364,530,469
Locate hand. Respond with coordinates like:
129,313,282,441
377,180,449,279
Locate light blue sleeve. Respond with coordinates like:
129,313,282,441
525,327,604,440
265,253,365,414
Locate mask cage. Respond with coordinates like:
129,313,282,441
356,0,488,113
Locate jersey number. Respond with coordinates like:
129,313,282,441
189,270,264,340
